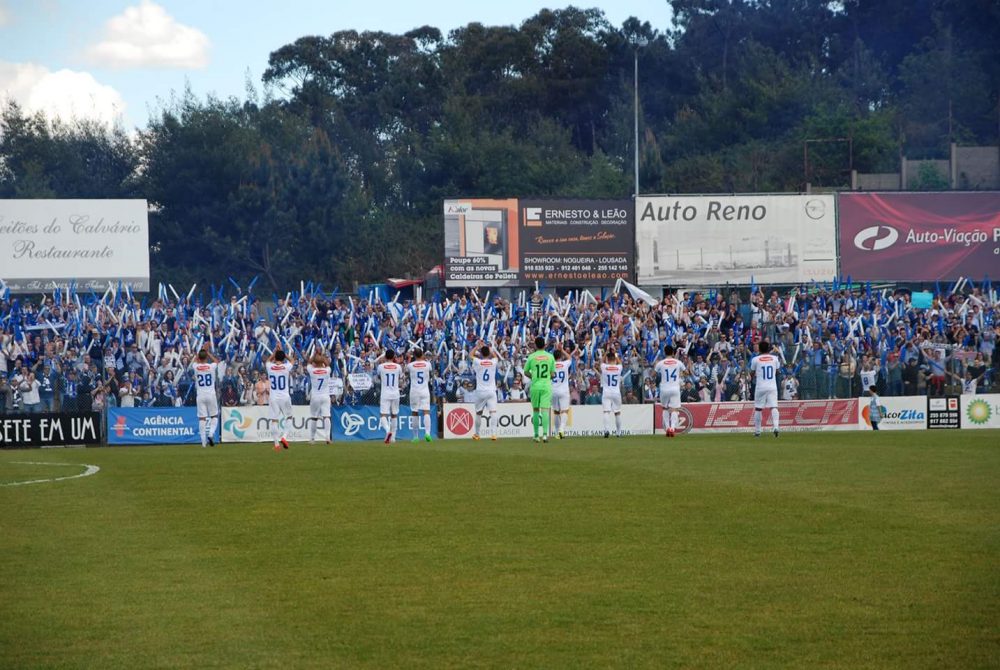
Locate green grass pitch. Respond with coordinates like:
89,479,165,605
2,431,998,669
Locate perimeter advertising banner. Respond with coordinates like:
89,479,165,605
333,406,418,441
443,198,633,287
858,396,927,430
960,394,1000,429
0,199,150,293
0,412,101,448
558,405,653,437
107,407,209,445
442,403,654,439
838,192,1000,281
926,396,961,429
221,406,314,443
443,402,533,439
635,195,836,285
654,399,859,434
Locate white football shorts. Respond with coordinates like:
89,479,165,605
196,394,219,419
380,396,400,416
754,389,778,409
602,393,622,412
551,390,571,412
309,395,331,418
474,389,498,414
269,396,293,421
409,392,431,412
659,387,681,409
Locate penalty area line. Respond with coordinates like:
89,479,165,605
0,462,101,487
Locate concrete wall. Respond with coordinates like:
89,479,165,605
954,146,1000,189
853,172,901,190
853,145,1000,191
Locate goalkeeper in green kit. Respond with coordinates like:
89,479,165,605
523,336,556,443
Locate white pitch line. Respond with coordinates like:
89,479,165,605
1,462,101,487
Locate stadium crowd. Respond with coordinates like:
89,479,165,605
0,279,996,414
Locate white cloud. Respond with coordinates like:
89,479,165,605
0,2,9,28
87,0,209,69
0,61,126,127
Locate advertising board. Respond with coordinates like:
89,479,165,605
0,199,150,292
221,406,314,443
443,403,654,439
558,405,653,437
858,396,927,430
927,396,961,429
838,192,1000,281
443,198,633,287
653,399,859,434
960,394,1000,430
107,407,209,445
332,406,419,441
0,412,101,448
635,195,836,285
443,402,533,439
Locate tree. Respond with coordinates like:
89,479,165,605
0,103,136,199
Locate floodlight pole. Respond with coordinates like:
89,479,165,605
634,47,640,198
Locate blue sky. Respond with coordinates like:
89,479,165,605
0,0,673,129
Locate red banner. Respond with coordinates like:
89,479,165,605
654,400,860,434
837,192,1000,281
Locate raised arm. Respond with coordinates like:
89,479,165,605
202,342,219,364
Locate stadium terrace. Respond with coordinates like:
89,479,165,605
1,278,996,417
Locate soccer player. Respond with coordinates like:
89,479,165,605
551,344,575,439
471,342,499,441
376,349,402,443
406,348,434,443
866,385,881,430
306,351,333,444
600,350,624,438
654,344,684,438
267,343,295,450
523,336,555,443
750,340,780,437
192,344,219,448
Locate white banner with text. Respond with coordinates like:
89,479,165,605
635,194,836,285
443,402,654,439
0,199,150,293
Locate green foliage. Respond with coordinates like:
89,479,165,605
0,103,136,199
0,1,997,285
909,161,950,190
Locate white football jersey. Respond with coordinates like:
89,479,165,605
750,354,778,392
378,362,402,400
407,360,432,394
783,377,798,400
601,363,623,395
655,358,684,392
191,362,217,397
473,358,498,392
860,369,877,391
307,364,331,397
267,362,293,400
552,360,571,393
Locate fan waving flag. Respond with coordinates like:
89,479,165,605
619,279,658,306
911,291,933,309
